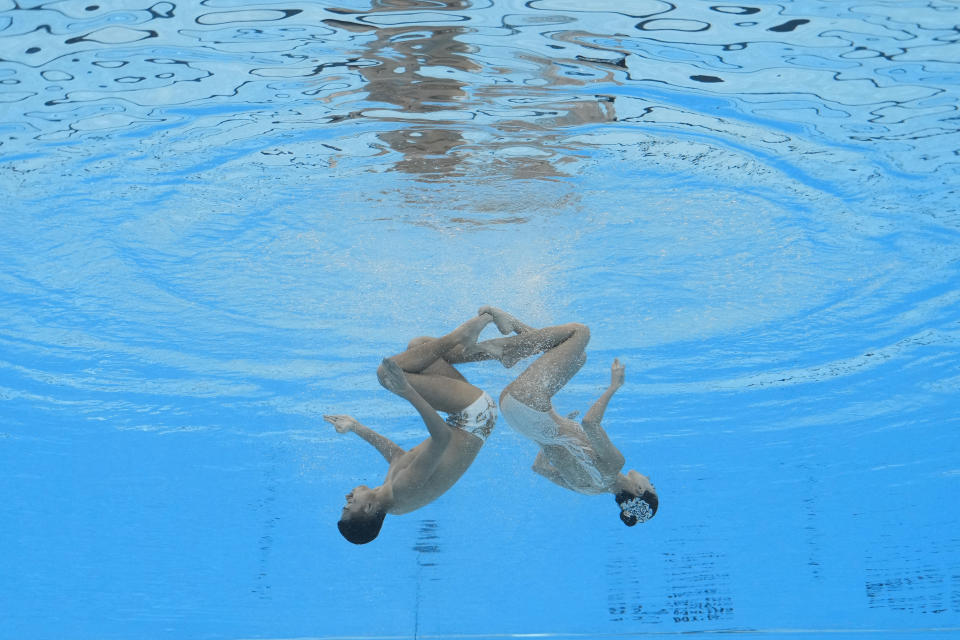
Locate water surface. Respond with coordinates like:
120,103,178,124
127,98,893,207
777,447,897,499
1,1,959,638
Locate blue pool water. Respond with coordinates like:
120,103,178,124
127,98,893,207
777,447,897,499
2,1,959,638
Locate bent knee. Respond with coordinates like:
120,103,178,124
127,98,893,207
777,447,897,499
562,322,590,348
568,323,590,340
406,336,434,350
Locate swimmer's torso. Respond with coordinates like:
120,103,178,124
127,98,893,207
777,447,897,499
540,415,618,495
385,427,484,515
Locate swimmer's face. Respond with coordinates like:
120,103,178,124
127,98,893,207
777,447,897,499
342,485,377,518
626,470,656,498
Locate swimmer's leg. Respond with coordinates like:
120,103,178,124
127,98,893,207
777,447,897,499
403,371,486,414
378,357,487,414
453,306,537,365
478,306,535,335
381,315,494,413
404,336,469,383
496,323,591,412
468,316,584,369
377,358,458,444
387,313,493,374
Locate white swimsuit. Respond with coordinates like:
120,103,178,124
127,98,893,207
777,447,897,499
499,392,607,492
445,391,497,442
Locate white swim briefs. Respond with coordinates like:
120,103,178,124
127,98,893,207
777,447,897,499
445,391,497,442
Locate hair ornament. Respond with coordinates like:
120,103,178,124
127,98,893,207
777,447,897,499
621,496,654,523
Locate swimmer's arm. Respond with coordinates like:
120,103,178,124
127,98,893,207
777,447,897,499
324,415,405,463
532,450,575,490
580,359,626,468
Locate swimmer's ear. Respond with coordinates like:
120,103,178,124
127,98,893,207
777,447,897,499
566,410,580,420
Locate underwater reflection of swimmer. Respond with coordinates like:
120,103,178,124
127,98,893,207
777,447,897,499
324,1,477,179
468,306,658,527
324,313,498,545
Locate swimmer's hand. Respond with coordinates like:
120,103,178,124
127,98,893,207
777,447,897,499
610,358,625,390
377,358,412,395
324,414,358,434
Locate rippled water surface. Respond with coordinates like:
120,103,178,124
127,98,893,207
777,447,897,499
2,1,959,638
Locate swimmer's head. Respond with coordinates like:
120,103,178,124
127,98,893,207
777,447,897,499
338,486,387,545
616,490,658,526
615,471,658,526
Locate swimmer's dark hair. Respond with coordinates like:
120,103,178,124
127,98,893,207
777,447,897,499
615,489,658,527
338,510,386,545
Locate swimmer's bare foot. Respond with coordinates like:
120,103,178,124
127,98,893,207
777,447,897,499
478,306,532,335
455,312,494,348
377,358,413,396
478,306,515,334
467,336,524,368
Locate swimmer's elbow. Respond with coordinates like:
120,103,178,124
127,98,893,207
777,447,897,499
531,456,553,477
614,450,626,469
580,417,601,432
604,449,626,472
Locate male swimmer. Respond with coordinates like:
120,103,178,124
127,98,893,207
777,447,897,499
324,313,498,544
466,306,658,526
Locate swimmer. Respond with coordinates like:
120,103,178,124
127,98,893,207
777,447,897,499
324,313,498,544
466,306,658,526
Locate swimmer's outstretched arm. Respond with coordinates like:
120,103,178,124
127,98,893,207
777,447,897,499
324,414,405,463
580,359,626,468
